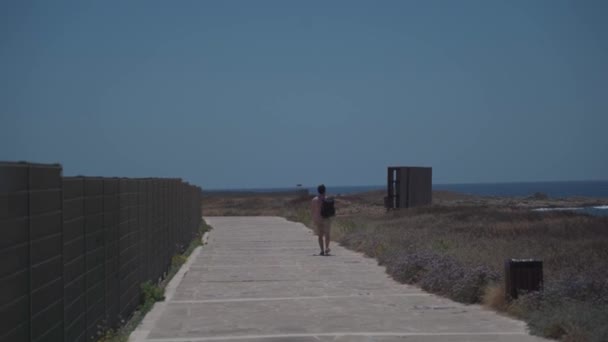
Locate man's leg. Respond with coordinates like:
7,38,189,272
318,234,324,254
324,222,331,253
316,223,325,254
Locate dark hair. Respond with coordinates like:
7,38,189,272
317,184,326,195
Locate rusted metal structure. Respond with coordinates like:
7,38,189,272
386,166,432,209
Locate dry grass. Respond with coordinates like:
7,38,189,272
202,193,307,216
483,284,507,311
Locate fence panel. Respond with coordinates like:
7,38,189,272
171,180,177,254
1,162,203,341
136,180,147,296
0,163,31,342
83,178,105,340
63,177,86,342
151,179,162,282
178,182,185,249
0,163,64,342
103,178,120,329
118,180,139,318
143,180,153,283
160,180,169,277
29,164,64,342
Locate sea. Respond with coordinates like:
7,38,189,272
209,181,608,217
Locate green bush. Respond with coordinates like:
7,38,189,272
140,281,165,304
172,254,188,268
96,329,116,342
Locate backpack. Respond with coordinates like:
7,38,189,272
320,197,336,218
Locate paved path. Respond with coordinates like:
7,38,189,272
131,216,546,342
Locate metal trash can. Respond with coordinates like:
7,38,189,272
505,259,543,300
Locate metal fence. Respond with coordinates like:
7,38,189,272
1,162,203,342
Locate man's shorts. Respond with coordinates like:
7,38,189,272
314,219,331,236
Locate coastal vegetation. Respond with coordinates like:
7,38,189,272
204,191,608,342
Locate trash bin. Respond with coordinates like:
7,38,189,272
505,259,543,300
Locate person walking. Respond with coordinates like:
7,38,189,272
311,184,333,255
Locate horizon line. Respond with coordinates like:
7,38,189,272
205,179,608,191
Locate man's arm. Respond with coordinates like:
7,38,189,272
311,197,320,223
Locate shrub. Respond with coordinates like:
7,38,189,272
172,254,188,268
450,265,499,303
483,284,507,311
523,298,608,342
529,192,549,200
140,281,165,304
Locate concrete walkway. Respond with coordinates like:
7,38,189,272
131,216,546,342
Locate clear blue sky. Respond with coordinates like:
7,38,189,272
1,1,607,189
